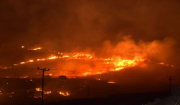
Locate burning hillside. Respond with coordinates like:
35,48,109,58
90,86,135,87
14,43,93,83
0,0,180,104
0,0,179,80
0,36,178,79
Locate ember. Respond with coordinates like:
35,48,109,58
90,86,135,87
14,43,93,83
58,91,70,96
28,47,42,50
108,82,116,84
44,91,52,94
36,88,42,92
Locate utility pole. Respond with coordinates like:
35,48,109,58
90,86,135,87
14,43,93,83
167,76,173,93
37,67,50,105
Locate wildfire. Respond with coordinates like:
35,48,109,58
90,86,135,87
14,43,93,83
21,46,25,48
12,51,147,78
113,58,144,71
157,62,178,68
14,64,19,66
83,72,92,76
62,55,70,58
72,53,92,59
37,58,46,61
20,62,25,64
58,91,70,96
60,53,145,77
28,60,34,62
44,91,52,94
108,81,116,84
48,56,58,60
36,88,42,91
28,47,42,50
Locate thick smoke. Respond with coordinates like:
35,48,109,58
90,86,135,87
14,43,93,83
0,0,180,90
0,0,180,51
98,35,176,63
0,0,180,64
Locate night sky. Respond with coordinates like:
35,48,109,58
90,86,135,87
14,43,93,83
0,0,180,65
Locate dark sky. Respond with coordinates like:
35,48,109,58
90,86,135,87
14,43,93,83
0,0,180,62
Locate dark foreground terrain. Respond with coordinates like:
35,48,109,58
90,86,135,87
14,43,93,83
0,77,174,105
0,91,170,105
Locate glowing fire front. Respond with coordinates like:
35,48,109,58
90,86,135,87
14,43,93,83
0,37,176,79
12,52,146,78
35,88,70,96
113,58,144,71
28,47,42,50
54,55,146,78
9,50,178,78
72,53,92,59
157,62,178,68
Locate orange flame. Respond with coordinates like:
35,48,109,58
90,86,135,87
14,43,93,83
44,91,52,94
36,88,42,91
108,81,116,84
13,52,146,78
28,47,42,50
58,91,70,96
48,56,58,60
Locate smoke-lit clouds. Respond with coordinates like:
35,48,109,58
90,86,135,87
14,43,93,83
1,0,180,96
97,36,176,64
0,0,180,63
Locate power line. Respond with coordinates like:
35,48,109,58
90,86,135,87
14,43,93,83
37,67,50,105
